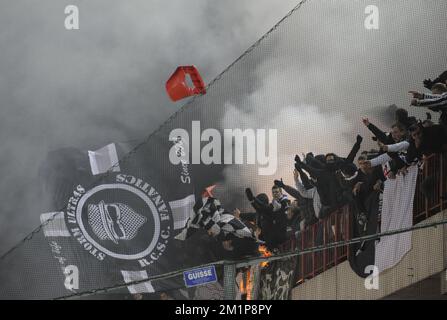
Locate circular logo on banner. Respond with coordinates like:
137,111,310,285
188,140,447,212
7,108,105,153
65,174,172,268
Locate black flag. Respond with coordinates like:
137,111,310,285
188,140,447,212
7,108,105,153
0,130,227,299
348,190,380,278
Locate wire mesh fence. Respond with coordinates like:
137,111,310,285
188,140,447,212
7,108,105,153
0,0,446,300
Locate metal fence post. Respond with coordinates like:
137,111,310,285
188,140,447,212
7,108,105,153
223,263,236,300
442,206,447,295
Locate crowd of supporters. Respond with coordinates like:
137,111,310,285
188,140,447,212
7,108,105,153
188,71,447,260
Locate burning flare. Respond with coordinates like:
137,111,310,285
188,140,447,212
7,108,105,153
258,245,272,268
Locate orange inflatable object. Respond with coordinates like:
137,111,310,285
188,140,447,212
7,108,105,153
165,66,206,101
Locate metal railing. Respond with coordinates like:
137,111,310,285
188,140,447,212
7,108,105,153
414,153,446,223
296,207,351,282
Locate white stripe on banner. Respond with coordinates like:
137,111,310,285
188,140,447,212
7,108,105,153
40,212,71,237
120,270,154,294
88,143,120,175
169,194,196,230
374,165,419,273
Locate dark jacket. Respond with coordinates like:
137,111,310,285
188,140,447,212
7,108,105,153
352,167,386,194
366,122,407,173
248,195,289,250
406,124,447,161
338,166,385,215
280,183,317,227
298,138,362,209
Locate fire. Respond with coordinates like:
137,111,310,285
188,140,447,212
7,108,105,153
239,268,253,300
238,246,273,300
258,245,272,268
246,269,252,300
239,277,244,295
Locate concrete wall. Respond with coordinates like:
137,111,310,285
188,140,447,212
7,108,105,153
291,210,446,300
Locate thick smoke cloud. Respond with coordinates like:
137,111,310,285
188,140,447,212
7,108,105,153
216,103,353,208
213,0,447,208
0,0,298,253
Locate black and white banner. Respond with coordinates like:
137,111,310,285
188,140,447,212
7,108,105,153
259,258,296,300
37,138,200,297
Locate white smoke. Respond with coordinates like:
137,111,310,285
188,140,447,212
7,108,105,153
0,0,299,253
215,96,354,207
211,0,447,208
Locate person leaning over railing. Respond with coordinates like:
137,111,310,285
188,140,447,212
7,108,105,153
339,155,385,232
286,163,324,220
361,117,408,178
293,136,363,213
364,122,447,175
405,123,447,160
272,176,318,236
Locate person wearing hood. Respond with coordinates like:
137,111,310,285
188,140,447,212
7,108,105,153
245,187,289,251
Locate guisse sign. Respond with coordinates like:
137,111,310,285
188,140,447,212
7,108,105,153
183,266,217,288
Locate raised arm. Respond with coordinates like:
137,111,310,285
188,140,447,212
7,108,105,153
369,153,392,167
295,166,313,190
362,117,389,144
346,134,363,163
305,153,326,170
274,179,301,200
413,93,447,112
294,179,315,199
245,188,271,212
382,140,410,153
295,155,324,179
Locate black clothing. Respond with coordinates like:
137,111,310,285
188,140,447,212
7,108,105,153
246,193,289,250
352,168,385,212
296,137,362,209
397,116,418,131
423,70,447,89
419,124,447,155
296,166,314,190
280,183,317,228
366,122,407,173
406,124,447,162
367,123,392,145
